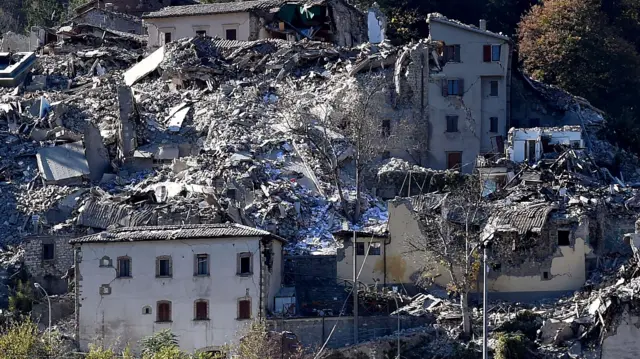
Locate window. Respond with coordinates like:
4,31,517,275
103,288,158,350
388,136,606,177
142,306,152,315
355,242,365,256
447,152,462,170
42,243,54,260
156,256,172,278
442,79,464,96
558,230,571,246
381,120,390,137
490,80,498,96
194,300,209,320
490,117,498,133
99,284,111,295
163,32,172,44
369,242,381,255
99,256,112,267
443,44,461,62
196,30,206,37
446,115,459,133
157,301,172,322
529,118,540,127
483,44,501,62
238,299,251,320
225,29,237,40
195,254,209,276
237,253,252,276
117,256,131,278
542,272,550,280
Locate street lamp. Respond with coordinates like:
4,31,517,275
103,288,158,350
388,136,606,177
34,283,51,346
480,237,493,359
392,286,400,359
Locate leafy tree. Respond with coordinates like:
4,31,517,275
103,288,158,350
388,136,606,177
0,319,48,358
23,0,63,31
484,0,539,36
139,329,179,357
9,280,34,314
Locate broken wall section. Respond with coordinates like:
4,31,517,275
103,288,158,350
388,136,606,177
24,236,73,295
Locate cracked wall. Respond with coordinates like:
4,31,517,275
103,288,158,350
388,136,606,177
24,236,73,295
75,236,278,353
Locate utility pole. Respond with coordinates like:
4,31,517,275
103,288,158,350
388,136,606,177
482,243,489,359
352,230,359,345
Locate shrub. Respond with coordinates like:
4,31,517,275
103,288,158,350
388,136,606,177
494,333,534,359
496,310,542,341
0,319,47,357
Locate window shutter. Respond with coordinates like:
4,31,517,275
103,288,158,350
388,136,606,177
459,79,465,96
443,46,450,62
441,79,449,97
483,45,491,62
454,45,461,62
193,254,197,276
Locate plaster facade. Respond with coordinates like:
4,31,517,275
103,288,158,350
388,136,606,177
424,16,511,172
507,127,583,163
145,12,253,48
601,309,640,359
70,8,144,34
74,236,283,353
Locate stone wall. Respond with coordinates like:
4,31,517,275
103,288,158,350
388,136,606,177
74,8,143,34
268,315,431,349
24,236,73,294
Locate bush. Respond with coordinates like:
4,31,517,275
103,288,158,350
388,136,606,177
86,344,117,359
496,310,542,341
0,319,48,357
139,329,178,357
8,280,34,314
494,333,535,359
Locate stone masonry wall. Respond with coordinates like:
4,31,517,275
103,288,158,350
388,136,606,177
74,8,143,34
269,315,431,349
24,236,73,294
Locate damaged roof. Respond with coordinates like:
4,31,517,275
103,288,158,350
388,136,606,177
142,0,323,19
484,203,555,235
427,13,510,41
70,223,286,244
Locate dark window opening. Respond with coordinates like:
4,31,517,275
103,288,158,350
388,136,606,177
43,243,54,260
369,242,381,255
157,301,171,322
491,263,501,272
117,257,131,278
157,258,171,277
444,44,461,62
447,152,462,170
226,29,237,40
238,253,252,275
164,32,172,44
542,272,550,280
355,242,365,256
196,30,206,37
490,117,498,133
195,301,208,320
446,115,458,133
444,79,463,96
558,230,571,246
381,120,390,137
490,81,498,96
196,254,209,276
238,299,251,319
143,306,151,315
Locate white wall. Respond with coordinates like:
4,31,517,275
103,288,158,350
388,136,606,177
427,20,510,171
508,128,582,162
76,237,271,353
145,12,251,48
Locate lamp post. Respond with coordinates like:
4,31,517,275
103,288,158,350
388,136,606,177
34,283,51,346
392,286,400,359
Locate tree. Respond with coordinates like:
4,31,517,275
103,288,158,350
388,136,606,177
484,0,539,36
403,176,485,335
139,329,179,357
215,321,307,359
23,0,63,31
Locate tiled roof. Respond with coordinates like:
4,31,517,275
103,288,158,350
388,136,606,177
70,223,285,244
485,204,555,235
143,0,297,19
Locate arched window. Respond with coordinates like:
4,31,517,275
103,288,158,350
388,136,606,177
142,306,152,315
99,256,112,267
157,301,171,322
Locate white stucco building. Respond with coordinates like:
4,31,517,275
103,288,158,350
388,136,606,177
70,224,285,354
142,0,367,49
507,126,583,163
425,14,512,171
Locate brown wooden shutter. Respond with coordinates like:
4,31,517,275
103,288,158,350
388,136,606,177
454,45,461,62
483,45,491,62
441,79,449,96
239,300,251,319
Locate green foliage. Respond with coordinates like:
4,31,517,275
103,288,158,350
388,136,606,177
140,329,179,357
496,310,543,341
9,280,34,314
23,0,63,31
87,344,117,359
0,319,48,358
494,332,535,359
144,345,191,359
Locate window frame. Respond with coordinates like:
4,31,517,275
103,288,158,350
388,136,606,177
163,31,172,44
42,242,55,261
99,256,112,268
447,151,463,170
156,256,173,278
557,230,571,246
225,28,237,40
489,117,498,133
237,252,253,276
195,30,207,37
443,44,461,63
142,306,152,315
491,44,501,61
489,80,499,97
381,119,391,138
442,79,464,96
194,299,209,321
195,253,210,276
237,298,251,320
369,242,381,256
156,300,172,323
446,115,459,133
117,256,132,278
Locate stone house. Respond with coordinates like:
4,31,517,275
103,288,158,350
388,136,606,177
73,0,199,18
66,7,144,35
24,236,74,295
142,0,367,49
70,224,285,354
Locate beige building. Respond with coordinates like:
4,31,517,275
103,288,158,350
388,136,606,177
70,224,285,354
337,195,594,299
142,0,366,49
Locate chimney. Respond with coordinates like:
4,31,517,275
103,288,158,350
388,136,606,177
479,19,487,31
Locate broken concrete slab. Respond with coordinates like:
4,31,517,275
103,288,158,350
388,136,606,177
36,142,90,185
123,45,165,86
84,123,110,182
0,52,36,87
167,103,191,132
